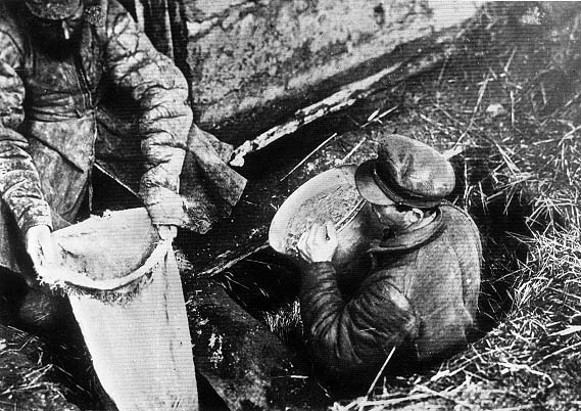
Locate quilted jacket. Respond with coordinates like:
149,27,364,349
0,0,192,271
299,204,482,380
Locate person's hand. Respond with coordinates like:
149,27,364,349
297,222,338,263
24,225,57,285
156,225,178,241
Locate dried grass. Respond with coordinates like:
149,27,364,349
0,326,78,410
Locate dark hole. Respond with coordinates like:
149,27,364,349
373,4,385,26
214,145,534,390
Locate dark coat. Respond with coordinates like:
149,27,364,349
299,204,481,379
0,0,192,272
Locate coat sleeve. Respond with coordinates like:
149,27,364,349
299,262,420,378
0,28,53,233
103,0,193,226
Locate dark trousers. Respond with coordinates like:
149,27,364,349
0,268,27,325
0,267,69,333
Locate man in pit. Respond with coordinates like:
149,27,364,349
297,134,482,384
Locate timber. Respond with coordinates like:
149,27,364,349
185,1,484,142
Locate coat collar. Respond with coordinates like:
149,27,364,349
367,210,444,253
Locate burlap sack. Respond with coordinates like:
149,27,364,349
38,208,197,411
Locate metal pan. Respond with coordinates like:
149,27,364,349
269,166,383,279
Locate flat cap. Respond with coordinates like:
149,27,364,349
355,134,455,208
24,0,82,20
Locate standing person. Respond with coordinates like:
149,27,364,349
297,134,482,385
0,0,190,327
0,0,206,408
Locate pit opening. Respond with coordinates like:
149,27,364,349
209,143,536,403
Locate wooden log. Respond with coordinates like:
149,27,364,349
229,63,402,167
184,0,484,142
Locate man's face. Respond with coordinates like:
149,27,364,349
27,3,85,49
371,202,418,231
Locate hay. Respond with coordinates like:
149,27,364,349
0,326,79,410
262,300,304,345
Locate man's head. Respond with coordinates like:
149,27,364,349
24,0,85,47
355,134,455,231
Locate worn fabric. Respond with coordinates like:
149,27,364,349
299,203,481,379
0,0,193,273
44,208,198,410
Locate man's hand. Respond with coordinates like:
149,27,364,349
297,222,339,263
156,225,178,241
24,225,57,284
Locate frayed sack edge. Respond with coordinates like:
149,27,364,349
36,240,172,306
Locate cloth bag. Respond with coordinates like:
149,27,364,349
38,208,197,411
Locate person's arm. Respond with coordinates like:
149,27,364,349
0,28,56,274
103,0,193,235
297,224,420,377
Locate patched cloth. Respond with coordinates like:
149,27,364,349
355,134,455,208
299,204,481,379
0,0,246,273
